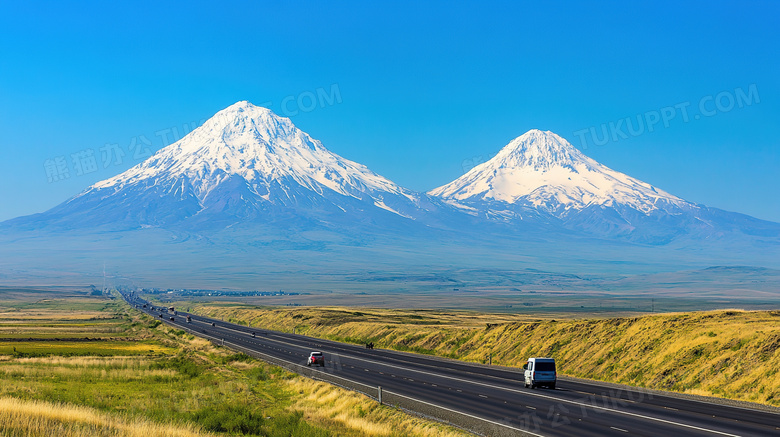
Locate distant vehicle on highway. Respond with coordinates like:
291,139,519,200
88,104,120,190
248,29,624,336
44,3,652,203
523,357,556,389
186,316,192,323
169,316,175,321
307,351,325,367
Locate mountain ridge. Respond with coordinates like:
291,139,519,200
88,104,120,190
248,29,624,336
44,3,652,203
4,102,779,247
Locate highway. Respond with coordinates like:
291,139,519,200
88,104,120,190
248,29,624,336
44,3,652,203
122,293,779,436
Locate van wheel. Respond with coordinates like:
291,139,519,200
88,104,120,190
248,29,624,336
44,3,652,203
524,382,529,388
550,383,556,390
531,383,536,389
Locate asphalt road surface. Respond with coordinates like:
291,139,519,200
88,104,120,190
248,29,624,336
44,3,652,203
123,293,779,436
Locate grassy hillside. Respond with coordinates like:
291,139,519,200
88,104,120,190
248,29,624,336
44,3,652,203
0,290,468,437
190,304,780,406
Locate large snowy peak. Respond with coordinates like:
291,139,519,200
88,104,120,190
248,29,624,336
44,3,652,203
91,101,411,204
430,129,688,216
33,101,443,231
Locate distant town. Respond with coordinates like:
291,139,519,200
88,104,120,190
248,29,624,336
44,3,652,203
138,288,301,298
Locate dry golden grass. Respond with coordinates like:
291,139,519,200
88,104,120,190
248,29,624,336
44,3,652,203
0,295,471,437
0,341,172,356
0,362,177,380
285,377,471,437
0,311,112,321
196,305,780,406
0,396,212,437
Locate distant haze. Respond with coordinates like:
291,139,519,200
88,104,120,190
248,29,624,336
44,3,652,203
1,102,778,293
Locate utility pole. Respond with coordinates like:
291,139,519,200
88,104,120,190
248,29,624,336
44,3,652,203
102,262,107,294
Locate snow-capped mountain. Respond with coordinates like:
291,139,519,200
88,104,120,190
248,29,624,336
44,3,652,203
430,129,780,243
431,129,688,215
2,106,779,287
5,108,779,247
19,101,443,232
94,101,413,208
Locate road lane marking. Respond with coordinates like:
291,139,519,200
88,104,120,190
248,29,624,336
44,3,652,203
381,389,546,437
147,306,742,437
610,426,629,433
158,316,548,437
244,328,742,436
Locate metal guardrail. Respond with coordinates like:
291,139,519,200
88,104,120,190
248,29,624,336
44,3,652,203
167,317,538,436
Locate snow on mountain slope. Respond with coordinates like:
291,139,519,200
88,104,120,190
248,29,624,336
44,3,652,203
4,101,469,236
89,101,415,207
6,110,778,247
430,129,689,216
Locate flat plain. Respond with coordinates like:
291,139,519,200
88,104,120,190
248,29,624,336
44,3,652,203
0,288,469,437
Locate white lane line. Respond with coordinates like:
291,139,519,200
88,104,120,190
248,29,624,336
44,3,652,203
610,426,629,433
176,322,548,437
320,356,741,436
186,316,741,437
479,394,488,398
382,388,546,437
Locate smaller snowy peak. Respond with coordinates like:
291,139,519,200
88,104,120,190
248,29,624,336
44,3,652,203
430,129,687,215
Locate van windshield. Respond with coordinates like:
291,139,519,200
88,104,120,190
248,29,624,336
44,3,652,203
535,361,556,371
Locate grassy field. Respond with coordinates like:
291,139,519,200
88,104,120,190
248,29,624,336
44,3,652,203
188,303,780,406
0,289,469,437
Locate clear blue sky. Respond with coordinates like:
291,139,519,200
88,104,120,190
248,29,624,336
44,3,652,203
1,1,778,222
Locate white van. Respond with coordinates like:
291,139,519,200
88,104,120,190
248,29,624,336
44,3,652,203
523,357,556,389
